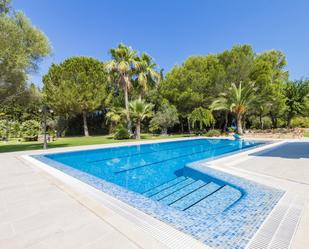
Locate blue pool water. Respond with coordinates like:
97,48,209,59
34,138,284,249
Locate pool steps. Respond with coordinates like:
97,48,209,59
144,176,187,197
152,178,195,201
160,180,206,205
144,176,242,213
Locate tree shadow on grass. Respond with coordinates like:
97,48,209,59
249,142,309,159
0,143,70,153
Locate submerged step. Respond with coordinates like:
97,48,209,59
186,185,242,215
151,178,196,201
170,182,221,210
143,176,187,197
159,180,206,205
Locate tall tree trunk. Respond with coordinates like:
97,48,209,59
180,118,184,133
259,113,263,129
109,122,113,134
5,118,9,142
138,90,144,100
135,119,141,139
270,112,277,128
124,86,132,134
223,111,228,132
82,110,89,136
187,117,191,134
236,114,243,135
287,113,292,128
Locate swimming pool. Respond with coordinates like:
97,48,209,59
34,138,284,249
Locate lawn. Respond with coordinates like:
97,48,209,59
0,134,190,153
305,132,309,137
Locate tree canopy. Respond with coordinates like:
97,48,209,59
1,20,308,141
0,9,50,103
43,57,110,136
0,0,11,14
284,80,309,127
160,54,225,117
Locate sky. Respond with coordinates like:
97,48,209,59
14,0,309,86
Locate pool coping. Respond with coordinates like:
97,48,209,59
20,137,303,249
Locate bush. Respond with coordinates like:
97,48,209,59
113,125,130,140
150,103,179,135
193,129,205,135
20,120,41,141
291,117,309,128
9,121,21,138
0,120,21,139
228,127,235,132
0,120,7,139
204,129,221,137
277,118,286,128
149,121,161,134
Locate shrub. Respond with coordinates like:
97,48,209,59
149,121,160,134
228,127,235,132
291,117,309,128
9,121,21,138
193,129,205,135
277,118,286,128
113,125,130,140
150,103,179,135
205,129,221,137
0,120,21,139
0,120,7,139
20,120,41,141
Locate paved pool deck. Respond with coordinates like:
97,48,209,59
0,138,308,249
230,140,309,249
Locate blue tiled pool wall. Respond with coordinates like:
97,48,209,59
33,139,284,249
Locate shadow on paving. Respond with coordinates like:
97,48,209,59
250,142,309,159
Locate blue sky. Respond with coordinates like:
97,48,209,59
14,0,309,85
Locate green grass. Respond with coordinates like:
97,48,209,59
304,132,309,137
0,134,190,153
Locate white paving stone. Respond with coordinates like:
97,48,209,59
0,151,146,249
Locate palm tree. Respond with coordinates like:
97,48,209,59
211,82,256,134
106,43,138,133
105,107,124,133
188,107,214,132
128,99,153,139
284,80,309,127
134,53,160,98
